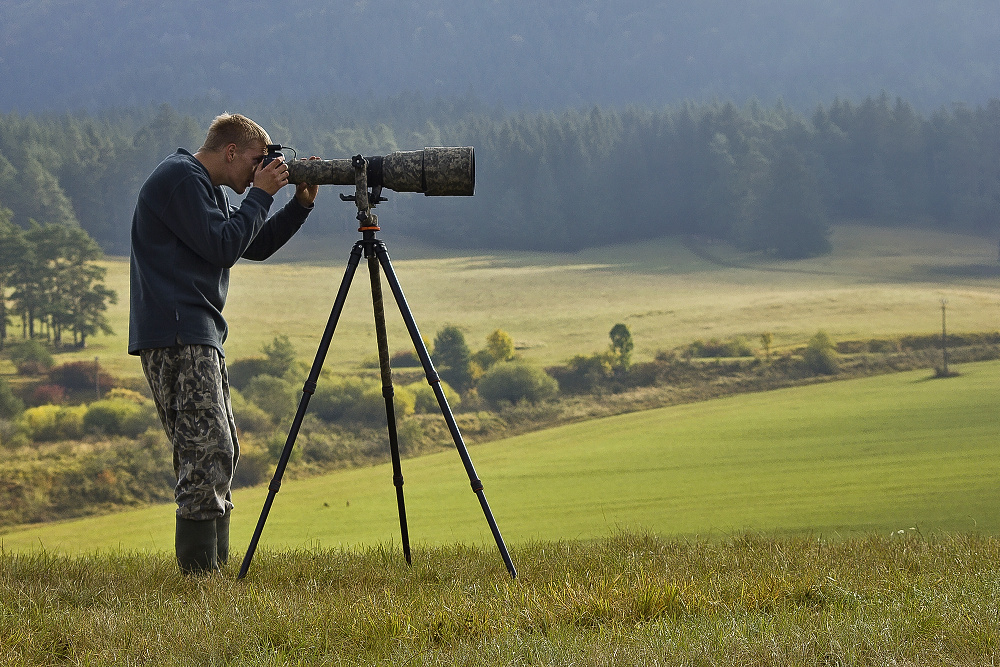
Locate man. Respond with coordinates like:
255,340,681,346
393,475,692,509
129,113,318,574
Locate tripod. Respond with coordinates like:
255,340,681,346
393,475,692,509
238,156,517,580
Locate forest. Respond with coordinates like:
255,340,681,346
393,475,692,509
1,94,1000,259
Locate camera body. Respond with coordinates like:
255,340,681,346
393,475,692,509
261,144,284,168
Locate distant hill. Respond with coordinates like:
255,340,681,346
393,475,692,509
2,0,999,113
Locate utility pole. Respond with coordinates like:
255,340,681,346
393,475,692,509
940,299,949,377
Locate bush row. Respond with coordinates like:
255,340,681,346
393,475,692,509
1,389,159,446
834,332,1000,354
229,373,464,433
0,430,174,525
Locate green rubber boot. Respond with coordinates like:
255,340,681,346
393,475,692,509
175,517,218,574
216,510,231,566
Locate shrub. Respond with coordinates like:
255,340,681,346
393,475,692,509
687,337,754,358
229,389,274,434
395,419,427,456
405,380,460,413
310,376,415,426
297,431,343,465
223,338,299,393
390,349,422,367
804,330,840,375
623,361,663,387
31,384,66,406
8,339,53,375
243,374,297,423
260,334,296,378
48,361,115,392
105,388,148,404
232,443,273,488
475,329,515,370
83,399,158,438
547,353,614,394
477,361,558,407
226,357,270,391
344,384,415,427
867,338,902,354
20,404,87,441
311,376,371,422
0,377,24,418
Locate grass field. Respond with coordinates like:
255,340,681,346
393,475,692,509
39,223,1000,380
4,533,998,665
4,359,997,555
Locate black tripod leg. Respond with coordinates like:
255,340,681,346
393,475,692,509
374,242,518,579
367,250,412,565
238,242,365,580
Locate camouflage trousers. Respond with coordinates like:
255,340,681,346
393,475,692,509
140,345,239,521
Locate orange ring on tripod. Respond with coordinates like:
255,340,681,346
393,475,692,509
358,226,381,232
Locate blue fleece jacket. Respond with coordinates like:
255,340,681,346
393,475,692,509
128,149,311,355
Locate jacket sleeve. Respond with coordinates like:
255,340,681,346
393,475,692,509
160,174,274,269
241,197,313,261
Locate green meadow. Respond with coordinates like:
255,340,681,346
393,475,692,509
53,223,1000,380
4,359,997,554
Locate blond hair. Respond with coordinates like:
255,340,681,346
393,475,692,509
200,113,270,152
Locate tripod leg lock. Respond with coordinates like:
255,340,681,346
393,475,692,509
302,380,317,395
393,474,404,488
470,478,484,493
382,385,394,399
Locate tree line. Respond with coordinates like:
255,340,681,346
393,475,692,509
1,94,1000,259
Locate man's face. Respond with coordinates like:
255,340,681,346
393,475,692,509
230,142,267,194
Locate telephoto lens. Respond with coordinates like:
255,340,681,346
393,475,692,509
286,147,475,196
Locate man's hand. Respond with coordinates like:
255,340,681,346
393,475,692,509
252,157,289,196
294,156,321,207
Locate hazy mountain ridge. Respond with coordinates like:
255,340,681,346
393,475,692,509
2,0,997,113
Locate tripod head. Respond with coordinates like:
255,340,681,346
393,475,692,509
339,154,383,233
313,148,474,233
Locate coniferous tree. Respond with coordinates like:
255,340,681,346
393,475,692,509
0,206,29,349
608,323,634,372
433,325,474,392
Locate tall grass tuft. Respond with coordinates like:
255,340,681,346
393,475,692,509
2,531,998,665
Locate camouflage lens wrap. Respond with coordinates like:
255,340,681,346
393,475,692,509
286,147,475,196
140,345,239,521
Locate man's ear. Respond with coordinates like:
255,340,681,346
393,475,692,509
226,143,238,163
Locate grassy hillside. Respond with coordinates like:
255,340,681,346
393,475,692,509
39,224,1000,380
4,359,997,554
